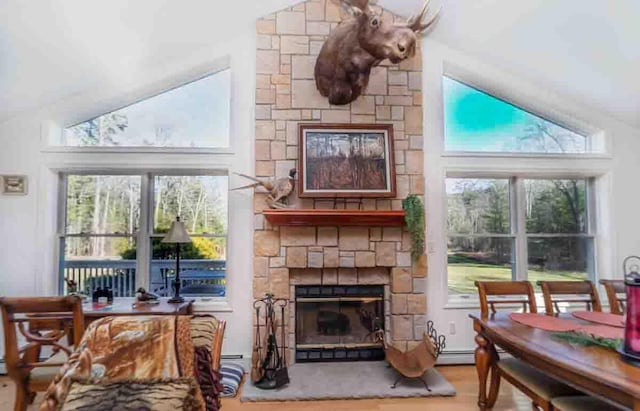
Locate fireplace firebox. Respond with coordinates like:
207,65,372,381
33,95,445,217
295,285,385,362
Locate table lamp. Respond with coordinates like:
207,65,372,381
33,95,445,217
622,255,640,365
162,216,192,303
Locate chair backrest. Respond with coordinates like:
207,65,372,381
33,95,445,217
0,296,84,382
599,279,626,315
537,280,602,315
475,281,537,318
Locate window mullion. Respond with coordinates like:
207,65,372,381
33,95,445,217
137,173,151,290
57,174,69,295
587,178,597,281
513,177,528,281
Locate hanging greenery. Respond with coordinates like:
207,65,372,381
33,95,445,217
402,195,425,260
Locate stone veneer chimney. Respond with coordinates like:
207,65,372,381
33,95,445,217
253,0,427,357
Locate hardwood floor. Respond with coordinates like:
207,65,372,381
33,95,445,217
0,365,530,411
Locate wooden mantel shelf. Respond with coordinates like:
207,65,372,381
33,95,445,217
263,209,406,227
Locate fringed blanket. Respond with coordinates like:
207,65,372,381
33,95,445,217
40,315,223,411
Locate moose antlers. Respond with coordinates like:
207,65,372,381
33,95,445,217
404,0,441,32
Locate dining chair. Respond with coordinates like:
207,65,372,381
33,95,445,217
599,279,626,315
475,281,580,411
0,296,84,411
475,280,538,318
537,280,602,315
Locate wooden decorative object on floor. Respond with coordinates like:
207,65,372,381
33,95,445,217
377,321,445,391
0,296,84,411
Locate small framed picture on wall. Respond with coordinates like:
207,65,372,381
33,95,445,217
1,175,28,196
298,123,396,198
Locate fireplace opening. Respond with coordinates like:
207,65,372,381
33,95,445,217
295,285,385,362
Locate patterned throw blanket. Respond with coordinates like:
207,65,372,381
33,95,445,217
40,315,223,411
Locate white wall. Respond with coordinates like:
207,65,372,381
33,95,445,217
422,39,640,360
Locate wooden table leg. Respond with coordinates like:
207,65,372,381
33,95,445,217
475,333,500,410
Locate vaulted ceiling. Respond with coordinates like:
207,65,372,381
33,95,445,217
1,0,639,128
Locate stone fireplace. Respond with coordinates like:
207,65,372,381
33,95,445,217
252,0,427,364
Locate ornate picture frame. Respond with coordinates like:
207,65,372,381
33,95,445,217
298,124,396,198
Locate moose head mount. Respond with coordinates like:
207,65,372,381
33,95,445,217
314,0,440,106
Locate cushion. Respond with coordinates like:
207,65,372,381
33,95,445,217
219,362,245,397
57,378,204,411
552,396,621,411
498,358,579,400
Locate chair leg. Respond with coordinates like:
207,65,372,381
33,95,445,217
14,383,28,411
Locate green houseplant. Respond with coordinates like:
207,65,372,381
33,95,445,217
402,195,425,260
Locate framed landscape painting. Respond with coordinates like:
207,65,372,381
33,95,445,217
298,124,396,198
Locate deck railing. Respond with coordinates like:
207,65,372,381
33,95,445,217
62,259,226,297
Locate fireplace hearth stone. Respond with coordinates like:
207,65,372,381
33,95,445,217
240,362,456,401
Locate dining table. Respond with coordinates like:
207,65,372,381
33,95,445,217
470,312,640,411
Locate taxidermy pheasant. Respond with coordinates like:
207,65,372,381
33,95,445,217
232,168,296,209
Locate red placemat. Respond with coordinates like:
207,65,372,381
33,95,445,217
571,311,625,328
576,325,624,340
509,313,578,332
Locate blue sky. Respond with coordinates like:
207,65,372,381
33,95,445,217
443,76,585,153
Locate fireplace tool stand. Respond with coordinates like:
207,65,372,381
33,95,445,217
252,293,289,390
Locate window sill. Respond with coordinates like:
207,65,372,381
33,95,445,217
445,295,481,310
41,146,235,155
444,294,610,312
192,299,233,312
441,151,612,160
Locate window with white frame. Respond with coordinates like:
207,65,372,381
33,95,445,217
60,173,228,298
55,65,234,299
443,74,598,295
60,69,231,148
446,177,594,294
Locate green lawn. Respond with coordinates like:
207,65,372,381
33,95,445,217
448,263,587,294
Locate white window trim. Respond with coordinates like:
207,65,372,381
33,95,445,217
423,40,614,310
444,174,598,305
36,51,255,316
55,169,231,302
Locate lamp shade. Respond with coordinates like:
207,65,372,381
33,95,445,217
162,217,192,244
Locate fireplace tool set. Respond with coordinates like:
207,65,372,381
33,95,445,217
251,293,290,389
